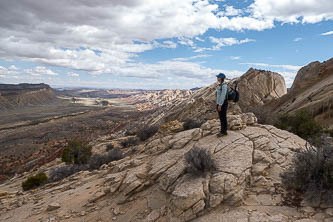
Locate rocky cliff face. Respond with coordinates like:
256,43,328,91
127,89,193,111
2,113,332,222
0,83,59,110
264,58,333,127
236,68,287,112
146,68,286,125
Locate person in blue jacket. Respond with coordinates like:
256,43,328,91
216,73,228,137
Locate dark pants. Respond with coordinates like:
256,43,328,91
217,102,228,134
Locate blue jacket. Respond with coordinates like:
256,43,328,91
216,82,227,106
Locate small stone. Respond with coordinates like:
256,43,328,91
112,217,117,220
325,208,333,217
113,207,120,216
80,211,86,216
0,191,8,197
46,202,61,211
147,210,160,222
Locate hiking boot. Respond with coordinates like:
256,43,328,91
217,132,227,137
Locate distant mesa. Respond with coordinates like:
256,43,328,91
0,83,51,90
0,83,59,110
190,87,202,91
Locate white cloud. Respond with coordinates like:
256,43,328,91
0,65,19,76
173,54,212,61
250,0,333,24
230,56,241,60
23,66,58,76
240,62,302,71
161,41,177,48
195,37,205,42
294,37,303,42
178,37,195,47
217,5,243,17
195,37,255,52
0,0,332,89
8,65,19,70
321,30,333,36
68,72,79,77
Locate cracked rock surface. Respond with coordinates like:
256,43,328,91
1,113,333,222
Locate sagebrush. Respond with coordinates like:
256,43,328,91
184,147,215,176
275,109,322,141
88,149,124,170
121,137,138,148
106,143,114,152
183,119,202,130
48,164,88,183
22,173,48,191
281,136,333,204
137,125,158,141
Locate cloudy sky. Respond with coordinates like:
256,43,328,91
0,0,332,89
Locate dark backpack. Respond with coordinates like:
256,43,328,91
227,82,240,103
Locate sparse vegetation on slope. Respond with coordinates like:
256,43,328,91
275,109,322,141
137,125,158,141
120,137,138,148
184,147,215,176
61,141,92,165
22,173,48,191
183,119,202,130
88,149,124,170
48,164,88,183
281,136,333,205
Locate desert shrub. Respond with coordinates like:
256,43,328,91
22,173,48,191
275,109,322,141
324,129,333,137
88,149,124,170
183,119,202,130
101,100,109,106
61,141,92,165
125,129,136,136
106,143,114,152
137,125,158,141
281,137,333,204
48,164,88,183
121,137,138,148
184,147,215,176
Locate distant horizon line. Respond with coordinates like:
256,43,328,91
0,82,202,91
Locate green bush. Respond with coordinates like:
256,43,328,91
183,119,202,130
275,109,322,141
106,143,114,152
125,129,136,136
22,173,48,191
184,147,215,176
137,125,158,141
121,137,138,148
61,141,92,164
281,137,333,204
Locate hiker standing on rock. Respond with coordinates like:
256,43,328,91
216,73,228,137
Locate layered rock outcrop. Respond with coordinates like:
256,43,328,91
147,68,287,125
265,58,333,128
0,83,59,110
2,113,328,222
236,68,287,112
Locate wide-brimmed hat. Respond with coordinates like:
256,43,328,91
216,73,226,78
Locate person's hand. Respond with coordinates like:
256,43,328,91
218,105,222,111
